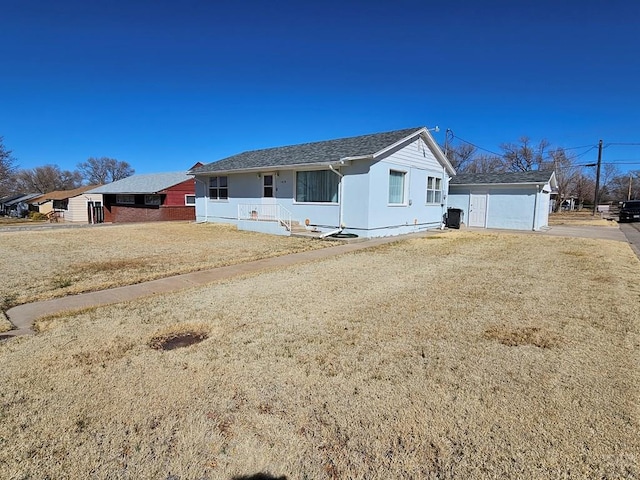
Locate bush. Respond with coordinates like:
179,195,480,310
28,211,49,221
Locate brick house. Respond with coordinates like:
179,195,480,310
86,170,199,223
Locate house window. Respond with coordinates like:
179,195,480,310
209,176,228,200
116,194,135,205
388,170,406,205
145,195,161,205
53,199,69,210
426,176,442,204
295,170,339,203
185,195,196,206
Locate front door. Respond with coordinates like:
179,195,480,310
469,193,487,227
262,173,276,219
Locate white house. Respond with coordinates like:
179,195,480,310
447,171,558,231
190,127,456,238
29,185,103,223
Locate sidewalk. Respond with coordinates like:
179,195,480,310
4,223,638,340
2,230,443,338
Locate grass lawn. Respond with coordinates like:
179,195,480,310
0,222,327,313
0,230,638,478
549,210,616,227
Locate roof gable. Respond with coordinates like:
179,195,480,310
191,127,455,175
87,172,192,195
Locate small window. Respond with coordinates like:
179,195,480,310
116,194,135,205
388,170,406,205
426,176,442,204
209,176,228,200
145,195,161,206
185,195,196,206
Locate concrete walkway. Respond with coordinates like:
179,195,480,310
2,231,440,338
3,223,638,340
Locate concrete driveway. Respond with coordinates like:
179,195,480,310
541,224,628,242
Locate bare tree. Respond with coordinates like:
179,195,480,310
0,136,18,197
542,147,578,212
572,173,596,209
500,137,550,172
607,170,640,202
15,165,82,193
444,143,477,172
78,157,134,185
464,154,506,174
597,164,621,203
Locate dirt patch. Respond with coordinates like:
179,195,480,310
148,323,210,351
484,325,560,348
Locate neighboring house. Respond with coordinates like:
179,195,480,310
30,185,103,223
86,171,198,223
447,171,557,231
189,127,456,238
0,193,41,217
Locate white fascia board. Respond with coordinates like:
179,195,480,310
193,161,354,176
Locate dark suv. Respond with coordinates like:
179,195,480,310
619,200,640,222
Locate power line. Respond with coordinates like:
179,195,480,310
449,134,502,157
447,133,640,166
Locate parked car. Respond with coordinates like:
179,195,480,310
618,200,640,222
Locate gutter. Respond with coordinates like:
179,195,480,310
189,159,356,177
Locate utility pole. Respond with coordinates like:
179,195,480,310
629,174,633,201
592,139,603,216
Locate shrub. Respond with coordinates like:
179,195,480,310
28,211,49,221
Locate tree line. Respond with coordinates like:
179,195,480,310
443,135,640,211
2,134,638,209
0,136,134,198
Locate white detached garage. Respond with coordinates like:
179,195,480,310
447,171,557,231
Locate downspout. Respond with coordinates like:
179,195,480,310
532,184,540,231
441,165,447,229
321,164,344,238
194,177,208,223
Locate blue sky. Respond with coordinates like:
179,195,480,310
1,0,639,175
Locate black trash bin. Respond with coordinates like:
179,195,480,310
446,208,463,229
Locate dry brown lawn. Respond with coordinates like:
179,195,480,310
0,222,326,312
549,210,616,227
1,231,639,479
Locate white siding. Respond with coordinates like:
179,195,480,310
66,193,102,222
381,137,444,171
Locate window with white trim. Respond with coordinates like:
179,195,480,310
426,176,442,204
388,170,406,205
185,194,196,206
116,194,135,205
145,194,161,205
295,170,339,203
209,176,228,200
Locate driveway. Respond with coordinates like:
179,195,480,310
541,224,628,242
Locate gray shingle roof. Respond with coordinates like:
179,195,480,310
450,171,555,185
191,127,425,174
86,172,192,194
